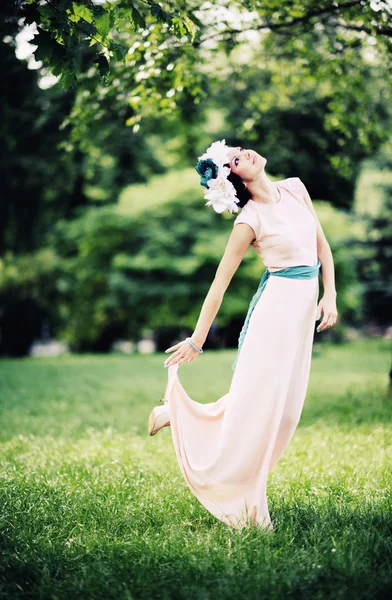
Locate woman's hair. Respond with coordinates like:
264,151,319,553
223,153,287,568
224,163,252,209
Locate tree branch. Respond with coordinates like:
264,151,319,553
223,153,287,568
194,0,391,47
336,17,392,38
44,0,111,53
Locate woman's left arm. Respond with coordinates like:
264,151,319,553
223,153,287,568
299,180,339,333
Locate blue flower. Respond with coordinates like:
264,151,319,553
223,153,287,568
195,158,219,188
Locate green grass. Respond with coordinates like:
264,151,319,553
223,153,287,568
0,338,391,599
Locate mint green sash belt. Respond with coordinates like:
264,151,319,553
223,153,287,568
232,259,321,371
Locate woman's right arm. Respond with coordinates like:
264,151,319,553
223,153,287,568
163,222,256,367
190,223,256,350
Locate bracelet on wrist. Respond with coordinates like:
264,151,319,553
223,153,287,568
185,337,203,354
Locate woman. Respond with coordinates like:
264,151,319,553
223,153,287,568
147,140,338,531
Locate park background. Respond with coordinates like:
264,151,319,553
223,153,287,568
1,1,391,599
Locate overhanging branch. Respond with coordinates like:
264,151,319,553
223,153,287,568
194,0,392,47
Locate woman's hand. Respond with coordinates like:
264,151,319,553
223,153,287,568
164,339,201,368
316,294,338,332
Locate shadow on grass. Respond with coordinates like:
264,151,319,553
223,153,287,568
299,385,392,428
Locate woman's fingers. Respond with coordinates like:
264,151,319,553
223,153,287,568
178,354,189,366
165,354,189,367
164,342,198,367
317,314,330,331
164,343,188,367
317,312,337,332
164,343,180,353
164,351,181,367
320,315,332,332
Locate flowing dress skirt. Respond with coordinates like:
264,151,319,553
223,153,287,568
163,273,319,530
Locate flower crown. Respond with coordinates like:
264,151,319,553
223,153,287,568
195,139,240,214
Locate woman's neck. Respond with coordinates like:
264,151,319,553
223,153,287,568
247,173,280,204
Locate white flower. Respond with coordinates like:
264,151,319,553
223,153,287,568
197,138,241,214
204,175,240,214
198,139,230,168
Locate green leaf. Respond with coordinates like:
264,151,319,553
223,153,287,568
33,27,56,63
149,2,172,24
78,21,98,37
111,43,127,62
21,2,41,25
60,68,77,90
131,6,146,29
58,0,72,10
95,12,112,38
72,2,94,24
49,43,69,76
182,15,198,42
172,16,187,39
95,55,110,78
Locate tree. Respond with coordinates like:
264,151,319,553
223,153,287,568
0,2,168,254
5,1,389,186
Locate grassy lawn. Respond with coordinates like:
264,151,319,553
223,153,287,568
0,338,391,599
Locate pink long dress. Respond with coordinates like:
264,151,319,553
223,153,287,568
163,177,320,530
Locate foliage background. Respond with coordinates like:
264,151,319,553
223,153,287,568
1,0,392,355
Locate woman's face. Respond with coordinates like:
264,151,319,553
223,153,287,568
226,146,266,181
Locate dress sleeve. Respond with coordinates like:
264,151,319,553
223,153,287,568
233,203,261,242
290,177,318,222
290,177,307,204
